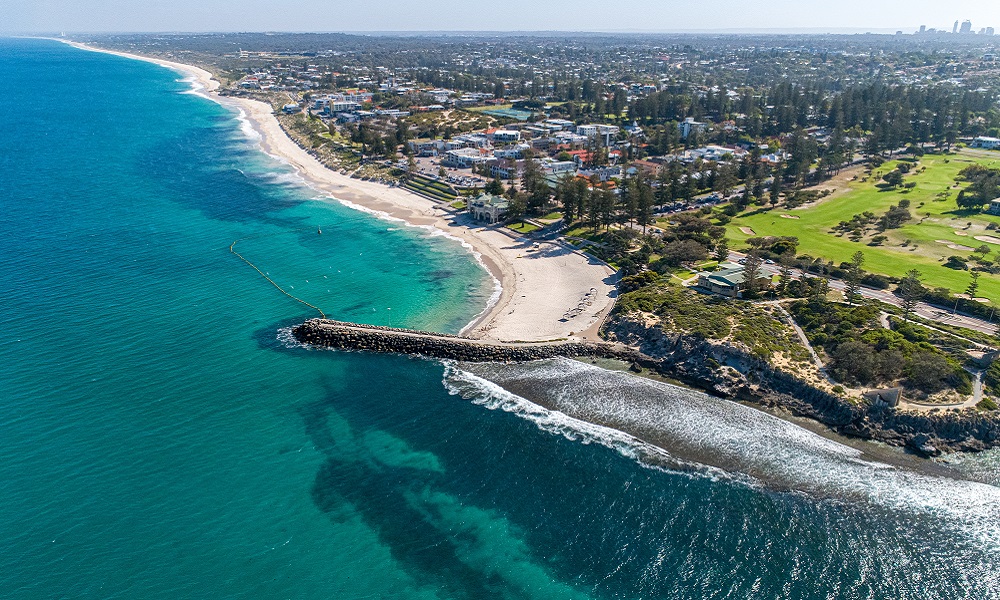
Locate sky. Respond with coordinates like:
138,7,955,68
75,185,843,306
5,0,1000,34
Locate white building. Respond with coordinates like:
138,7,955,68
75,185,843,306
545,118,576,131
680,117,706,139
494,143,531,159
443,148,489,168
541,159,577,176
973,136,1000,150
491,129,522,143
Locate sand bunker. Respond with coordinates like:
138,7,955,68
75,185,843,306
739,227,756,235
935,240,975,251
780,214,800,220
974,235,1000,245
954,231,968,236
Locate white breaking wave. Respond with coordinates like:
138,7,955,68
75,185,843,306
441,363,752,486
447,358,1000,547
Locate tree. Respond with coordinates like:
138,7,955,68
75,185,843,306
507,193,527,225
635,181,654,233
907,352,954,393
484,176,505,196
843,251,865,305
882,170,904,188
714,238,729,263
769,166,783,206
897,269,925,321
660,240,709,267
966,270,981,299
776,255,793,296
830,340,878,385
742,249,764,298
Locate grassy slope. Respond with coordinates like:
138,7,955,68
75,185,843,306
727,151,1000,299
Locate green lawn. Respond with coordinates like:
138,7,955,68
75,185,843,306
465,104,513,113
727,151,1000,300
507,221,540,233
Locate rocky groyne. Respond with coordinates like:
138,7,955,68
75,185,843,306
291,319,655,365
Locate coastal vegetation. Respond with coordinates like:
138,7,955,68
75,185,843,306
614,280,812,364
788,298,972,397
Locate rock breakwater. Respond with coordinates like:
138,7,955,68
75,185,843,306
292,319,654,364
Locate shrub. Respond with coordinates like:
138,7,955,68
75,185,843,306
944,256,968,270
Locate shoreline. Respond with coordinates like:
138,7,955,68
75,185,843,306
56,38,617,343
52,38,995,466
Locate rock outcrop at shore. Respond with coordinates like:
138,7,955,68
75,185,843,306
603,315,1000,456
292,316,999,456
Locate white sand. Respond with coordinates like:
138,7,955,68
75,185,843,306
59,40,617,342
934,240,975,251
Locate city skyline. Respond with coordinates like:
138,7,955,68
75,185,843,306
5,0,1000,35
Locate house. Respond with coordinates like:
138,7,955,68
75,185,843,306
987,198,1000,215
541,160,577,176
630,159,663,176
973,136,1000,150
680,117,706,139
697,265,771,298
578,165,622,182
282,103,301,114
468,194,509,223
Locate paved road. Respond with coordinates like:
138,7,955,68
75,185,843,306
727,251,998,337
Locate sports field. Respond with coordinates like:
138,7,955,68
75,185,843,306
727,150,1000,299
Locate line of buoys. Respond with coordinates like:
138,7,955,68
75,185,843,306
230,239,326,319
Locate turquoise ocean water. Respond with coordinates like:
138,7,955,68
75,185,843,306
1,38,998,598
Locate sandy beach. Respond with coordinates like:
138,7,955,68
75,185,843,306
58,39,617,342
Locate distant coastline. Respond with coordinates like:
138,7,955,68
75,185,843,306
55,38,617,343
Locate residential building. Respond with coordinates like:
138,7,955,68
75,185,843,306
680,117,706,139
489,159,525,180
491,129,522,143
544,118,576,131
443,148,489,168
541,159,577,176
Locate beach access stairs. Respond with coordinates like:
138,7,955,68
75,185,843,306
402,173,459,203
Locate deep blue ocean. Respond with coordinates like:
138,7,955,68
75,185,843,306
2,38,999,599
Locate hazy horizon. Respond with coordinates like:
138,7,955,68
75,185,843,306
6,0,1000,36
